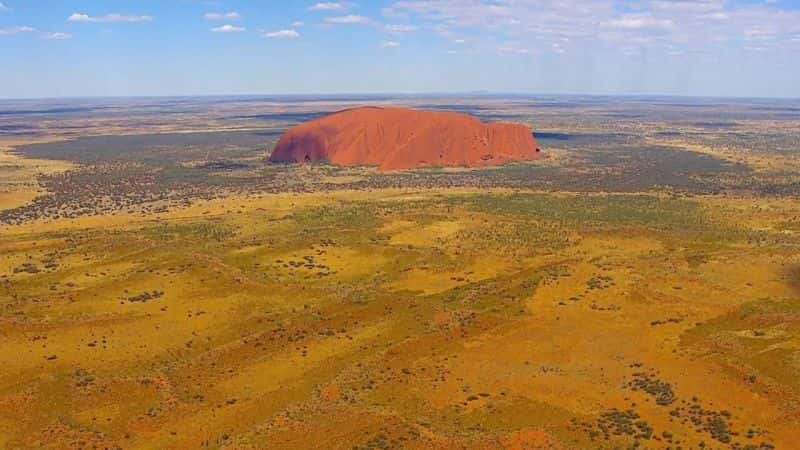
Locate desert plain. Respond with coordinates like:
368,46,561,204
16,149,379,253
0,96,798,449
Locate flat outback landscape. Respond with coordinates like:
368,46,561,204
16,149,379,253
0,95,799,450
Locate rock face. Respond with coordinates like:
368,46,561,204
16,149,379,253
268,106,541,171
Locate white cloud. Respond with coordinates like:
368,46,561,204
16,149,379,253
211,24,245,33
0,26,34,35
498,44,530,54
204,12,240,20
705,12,729,21
604,14,674,31
386,0,800,57
292,21,305,27
0,2,10,12
325,14,369,24
309,2,347,11
385,24,416,33
264,29,300,38
381,40,400,48
744,28,775,41
650,1,724,14
41,32,72,40
68,13,153,23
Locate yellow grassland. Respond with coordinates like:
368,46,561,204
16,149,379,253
0,187,798,449
0,141,73,210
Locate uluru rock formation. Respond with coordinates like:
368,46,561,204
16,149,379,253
268,106,542,171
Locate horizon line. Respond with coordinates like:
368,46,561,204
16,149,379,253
2,91,800,103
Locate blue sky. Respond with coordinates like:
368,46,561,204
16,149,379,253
1,0,799,98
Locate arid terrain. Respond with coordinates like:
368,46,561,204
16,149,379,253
1,95,799,449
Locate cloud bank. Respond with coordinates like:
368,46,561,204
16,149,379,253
205,12,240,20
384,0,800,56
0,26,34,35
68,13,153,23
211,24,245,33
264,29,300,38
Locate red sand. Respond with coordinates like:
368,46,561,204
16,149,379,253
268,106,542,171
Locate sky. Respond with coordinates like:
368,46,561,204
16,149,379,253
1,0,800,99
